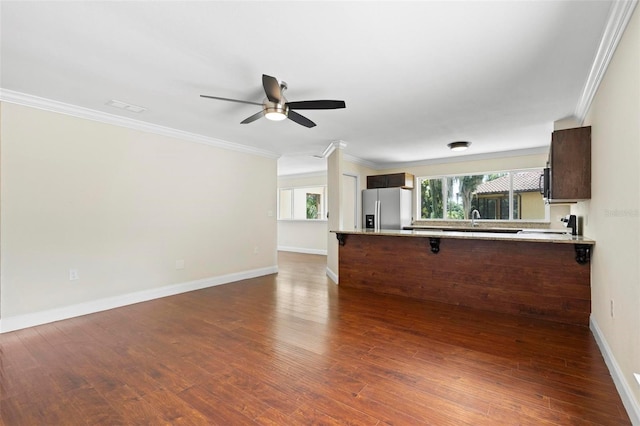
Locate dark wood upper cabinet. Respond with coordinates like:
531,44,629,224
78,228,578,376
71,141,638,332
367,172,414,189
548,126,591,202
366,174,388,189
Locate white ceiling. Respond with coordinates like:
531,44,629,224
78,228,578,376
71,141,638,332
0,1,618,175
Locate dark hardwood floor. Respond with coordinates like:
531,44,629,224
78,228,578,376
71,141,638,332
0,252,630,425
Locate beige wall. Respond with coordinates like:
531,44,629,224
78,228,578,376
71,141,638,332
580,6,640,414
326,147,343,281
343,159,377,229
0,103,277,321
277,173,328,254
278,173,327,189
520,191,545,220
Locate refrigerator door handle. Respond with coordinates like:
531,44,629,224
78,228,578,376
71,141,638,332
372,200,376,231
376,200,381,231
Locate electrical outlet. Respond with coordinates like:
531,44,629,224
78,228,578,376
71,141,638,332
610,299,614,318
175,259,185,270
69,269,79,281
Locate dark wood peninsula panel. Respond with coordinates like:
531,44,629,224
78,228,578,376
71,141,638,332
338,234,591,326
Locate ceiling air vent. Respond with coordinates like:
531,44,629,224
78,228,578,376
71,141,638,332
106,99,146,113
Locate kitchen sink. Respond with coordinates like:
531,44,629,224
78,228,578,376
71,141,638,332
407,226,521,234
517,228,572,234
449,228,521,233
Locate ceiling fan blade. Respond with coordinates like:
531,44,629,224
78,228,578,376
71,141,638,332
200,95,262,106
262,74,282,103
240,110,264,124
286,100,346,110
288,110,316,128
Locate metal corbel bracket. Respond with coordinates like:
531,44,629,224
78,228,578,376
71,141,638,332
336,233,346,246
574,244,591,265
429,238,440,254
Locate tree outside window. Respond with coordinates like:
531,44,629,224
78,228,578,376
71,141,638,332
421,178,443,219
306,193,321,219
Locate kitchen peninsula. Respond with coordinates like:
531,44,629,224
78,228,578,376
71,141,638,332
333,228,595,326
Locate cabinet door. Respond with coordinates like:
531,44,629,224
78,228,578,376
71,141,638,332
367,175,387,189
550,126,591,200
367,173,415,189
386,173,415,189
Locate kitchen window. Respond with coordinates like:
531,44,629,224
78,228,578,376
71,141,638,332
278,186,326,220
418,169,546,221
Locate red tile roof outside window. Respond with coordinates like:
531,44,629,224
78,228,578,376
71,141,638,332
475,171,543,195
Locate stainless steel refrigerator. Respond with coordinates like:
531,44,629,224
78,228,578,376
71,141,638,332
363,188,412,230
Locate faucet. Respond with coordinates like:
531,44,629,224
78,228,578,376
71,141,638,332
471,209,481,227
560,214,578,235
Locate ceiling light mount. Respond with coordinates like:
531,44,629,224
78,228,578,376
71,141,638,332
448,141,471,151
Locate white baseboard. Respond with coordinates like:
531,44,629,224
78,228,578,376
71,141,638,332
278,246,327,256
0,265,278,334
326,266,338,284
590,315,640,425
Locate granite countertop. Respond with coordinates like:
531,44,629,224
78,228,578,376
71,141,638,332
331,228,595,245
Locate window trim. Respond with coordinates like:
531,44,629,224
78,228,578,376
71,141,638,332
277,185,327,221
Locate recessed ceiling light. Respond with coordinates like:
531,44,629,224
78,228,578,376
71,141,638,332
447,141,471,151
106,99,147,113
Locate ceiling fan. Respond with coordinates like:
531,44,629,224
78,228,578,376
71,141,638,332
200,74,346,128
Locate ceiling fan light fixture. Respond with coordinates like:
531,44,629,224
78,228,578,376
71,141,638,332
201,74,344,128
448,141,471,151
264,105,288,121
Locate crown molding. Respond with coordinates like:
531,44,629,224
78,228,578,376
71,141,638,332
321,140,348,158
360,146,550,171
277,170,328,179
0,89,280,159
279,145,549,177
343,153,379,170
574,0,638,122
